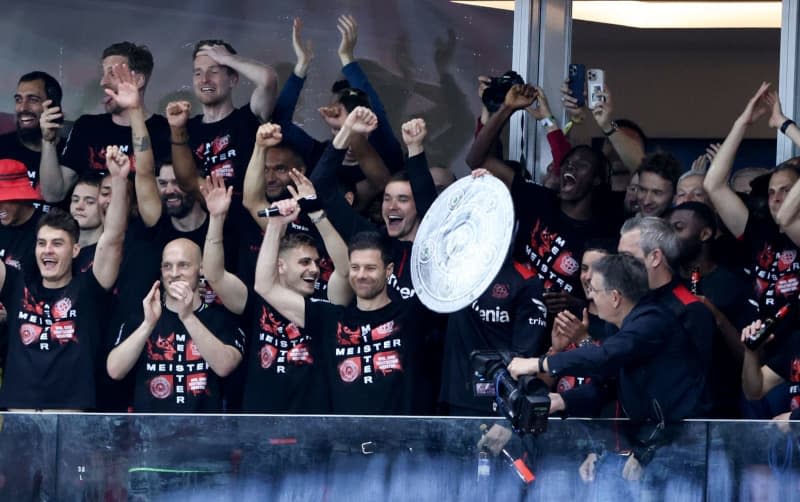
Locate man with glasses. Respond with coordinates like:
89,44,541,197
508,253,706,422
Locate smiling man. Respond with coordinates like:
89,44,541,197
0,72,64,193
40,42,170,203
0,145,129,410
165,39,277,201
106,238,244,412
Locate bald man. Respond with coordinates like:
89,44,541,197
107,238,244,412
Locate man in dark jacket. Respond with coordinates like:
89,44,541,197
508,253,706,423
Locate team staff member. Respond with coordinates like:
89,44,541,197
508,254,706,423
107,238,244,412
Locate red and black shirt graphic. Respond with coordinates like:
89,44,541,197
306,297,426,414
742,214,800,316
241,294,328,413
117,303,244,412
0,267,108,409
511,177,623,296
766,332,800,413
187,106,260,193
61,113,170,175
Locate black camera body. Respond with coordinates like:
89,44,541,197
471,350,550,435
481,71,525,113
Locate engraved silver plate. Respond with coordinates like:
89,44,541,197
411,175,514,313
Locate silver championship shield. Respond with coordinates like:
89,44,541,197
411,175,514,313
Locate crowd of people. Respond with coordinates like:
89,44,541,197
1,15,800,445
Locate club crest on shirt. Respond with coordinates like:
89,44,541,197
491,283,510,299
338,357,362,383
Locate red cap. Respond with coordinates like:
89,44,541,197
0,159,41,202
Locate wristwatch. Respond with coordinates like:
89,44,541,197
539,116,557,128
602,120,618,136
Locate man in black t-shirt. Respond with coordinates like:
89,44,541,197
107,238,244,412
39,42,169,203
466,84,624,315
259,197,428,414
441,259,547,415
705,84,800,317
69,174,105,274
0,71,64,199
201,173,351,413
165,39,277,199
0,146,129,410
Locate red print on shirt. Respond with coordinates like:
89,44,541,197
147,333,176,361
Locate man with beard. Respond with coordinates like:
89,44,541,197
668,202,757,417
259,196,428,413
466,83,625,316
165,39,277,201
39,42,170,203
0,72,64,196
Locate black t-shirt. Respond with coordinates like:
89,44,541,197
386,239,416,302
61,113,170,175
440,261,547,412
742,214,800,316
107,218,161,337
241,291,329,413
766,331,800,413
0,267,109,409
75,243,96,275
0,132,65,190
0,209,42,274
511,177,624,295
187,106,260,193
116,303,244,412
305,297,428,415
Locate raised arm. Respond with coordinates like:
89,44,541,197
704,83,771,237
242,123,283,229
107,281,161,380
271,18,314,124
38,99,76,203
348,134,391,211
402,118,437,218
92,145,129,290
165,101,202,197
169,280,242,377
288,169,353,306
465,84,536,188
200,174,248,314
766,89,800,149
590,84,645,174
108,65,159,227
195,43,278,122
337,14,404,173
253,199,309,327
